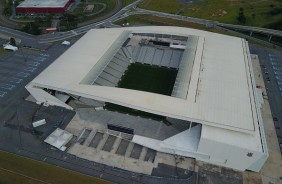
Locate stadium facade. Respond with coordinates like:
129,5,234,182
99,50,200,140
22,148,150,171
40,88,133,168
16,0,71,14
26,26,268,172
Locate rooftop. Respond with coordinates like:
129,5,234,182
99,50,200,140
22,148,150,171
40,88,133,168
29,26,258,135
17,0,70,8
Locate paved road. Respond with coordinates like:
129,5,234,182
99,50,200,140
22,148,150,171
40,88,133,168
0,0,281,45
37,1,142,43
0,0,141,44
249,44,282,149
217,23,282,38
39,6,281,43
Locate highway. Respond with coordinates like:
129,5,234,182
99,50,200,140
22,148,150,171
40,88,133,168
1,0,281,45
217,23,282,38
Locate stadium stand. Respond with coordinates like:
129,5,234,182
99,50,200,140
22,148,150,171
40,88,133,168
143,47,155,65
132,46,140,61
160,50,173,67
169,50,183,68
104,67,123,79
152,49,164,66
99,72,119,84
93,48,131,87
171,36,199,99
131,45,183,69
91,33,189,88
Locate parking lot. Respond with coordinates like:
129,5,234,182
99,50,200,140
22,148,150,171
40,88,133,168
250,44,282,150
0,38,73,117
0,51,49,98
269,53,282,94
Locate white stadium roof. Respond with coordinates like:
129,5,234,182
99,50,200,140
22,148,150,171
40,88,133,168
28,26,268,171
29,26,259,135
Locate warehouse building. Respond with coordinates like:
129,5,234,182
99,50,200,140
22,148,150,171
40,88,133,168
16,0,71,14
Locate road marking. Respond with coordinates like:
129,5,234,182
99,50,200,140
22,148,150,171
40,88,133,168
34,57,46,62
0,91,7,97
28,62,40,66
40,53,49,57
9,78,23,84
0,84,15,90
24,67,37,72
17,72,30,78
71,30,78,35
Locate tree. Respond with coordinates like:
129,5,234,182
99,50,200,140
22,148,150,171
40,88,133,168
62,13,77,30
10,37,16,46
237,8,246,24
21,22,41,35
64,13,76,22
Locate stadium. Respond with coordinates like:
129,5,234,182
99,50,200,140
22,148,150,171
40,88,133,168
16,0,71,14
26,26,268,172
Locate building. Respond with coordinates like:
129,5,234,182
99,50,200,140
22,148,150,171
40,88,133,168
26,26,268,172
16,0,71,14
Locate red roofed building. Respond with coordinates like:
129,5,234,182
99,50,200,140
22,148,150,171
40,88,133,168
16,0,72,14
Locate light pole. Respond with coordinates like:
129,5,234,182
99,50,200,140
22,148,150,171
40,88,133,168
19,43,27,62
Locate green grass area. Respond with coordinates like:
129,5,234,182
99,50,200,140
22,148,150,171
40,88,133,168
121,0,137,7
119,63,177,95
115,14,207,29
105,63,177,121
0,151,112,184
0,47,5,54
139,0,183,14
0,169,38,184
139,0,282,29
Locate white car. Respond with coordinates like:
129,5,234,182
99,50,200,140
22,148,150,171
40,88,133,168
3,44,18,51
61,41,70,46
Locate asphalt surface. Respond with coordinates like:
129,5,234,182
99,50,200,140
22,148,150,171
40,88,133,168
0,38,72,121
249,44,282,150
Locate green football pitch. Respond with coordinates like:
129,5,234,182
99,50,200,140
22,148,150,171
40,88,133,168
105,63,178,121
119,62,177,95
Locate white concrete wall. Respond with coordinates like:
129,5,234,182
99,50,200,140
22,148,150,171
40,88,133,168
197,136,265,171
133,132,266,172
132,134,210,161
26,85,73,110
